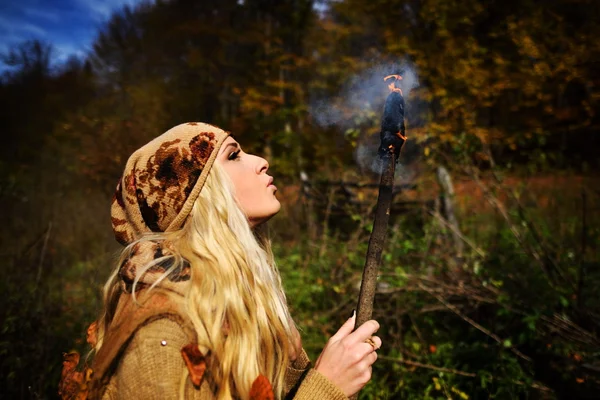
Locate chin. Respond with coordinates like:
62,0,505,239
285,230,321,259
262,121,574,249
271,199,281,214
249,205,280,228
263,204,281,221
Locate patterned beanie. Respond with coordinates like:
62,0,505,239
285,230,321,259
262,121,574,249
111,122,229,246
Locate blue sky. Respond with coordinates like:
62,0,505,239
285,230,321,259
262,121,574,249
0,0,148,65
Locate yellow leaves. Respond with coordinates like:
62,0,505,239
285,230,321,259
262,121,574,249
429,122,449,136
319,0,598,160
332,284,345,294
439,132,455,143
518,35,542,60
522,80,537,97
434,87,448,98
472,128,491,144
384,29,410,53
238,87,283,116
452,386,470,399
543,104,555,115
532,62,551,79
432,377,469,399
407,127,430,143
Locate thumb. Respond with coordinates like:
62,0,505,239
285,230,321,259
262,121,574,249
330,310,356,342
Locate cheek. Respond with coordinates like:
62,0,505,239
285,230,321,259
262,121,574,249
235,179,253,204
229,169,260,207
221,161,276,219
235,177,274,219
241,179,265,210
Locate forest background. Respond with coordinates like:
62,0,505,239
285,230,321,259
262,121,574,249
1,0,599,398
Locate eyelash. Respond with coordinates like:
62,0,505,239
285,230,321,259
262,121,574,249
228,150,241,160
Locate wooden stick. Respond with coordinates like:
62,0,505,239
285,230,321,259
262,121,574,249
352,75,405,399
350,151,395,400
355,150,396,329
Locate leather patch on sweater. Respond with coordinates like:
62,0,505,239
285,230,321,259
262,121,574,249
249,374,275,400
181,343,207,387
86,321,98,347
58,351,93,400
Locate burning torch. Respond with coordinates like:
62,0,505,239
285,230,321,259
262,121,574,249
354,74,407,330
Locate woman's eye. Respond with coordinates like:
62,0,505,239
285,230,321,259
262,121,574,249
228,150,241,160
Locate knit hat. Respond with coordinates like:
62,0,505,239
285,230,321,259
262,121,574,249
111,122,229,246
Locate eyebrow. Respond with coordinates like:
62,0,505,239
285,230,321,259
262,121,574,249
220,142,240,154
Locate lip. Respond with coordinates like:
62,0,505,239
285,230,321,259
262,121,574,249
267,177,274,187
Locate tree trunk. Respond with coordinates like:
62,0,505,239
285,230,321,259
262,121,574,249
436,166,464,257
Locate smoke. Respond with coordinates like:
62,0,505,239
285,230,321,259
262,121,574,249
310,60,420,176
311,61,419,129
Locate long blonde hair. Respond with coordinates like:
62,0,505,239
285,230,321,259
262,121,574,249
96,162,294,399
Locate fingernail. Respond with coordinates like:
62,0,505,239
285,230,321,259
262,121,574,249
349,309,356,319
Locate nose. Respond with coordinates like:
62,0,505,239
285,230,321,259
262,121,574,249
256,155,269,174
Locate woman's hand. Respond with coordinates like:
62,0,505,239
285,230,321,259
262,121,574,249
314,313,381,397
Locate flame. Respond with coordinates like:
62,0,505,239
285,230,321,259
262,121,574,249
384,74,403,95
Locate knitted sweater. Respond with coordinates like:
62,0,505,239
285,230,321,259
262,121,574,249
91,291,347,400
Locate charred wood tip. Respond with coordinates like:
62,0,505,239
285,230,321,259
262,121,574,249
378,90,406,161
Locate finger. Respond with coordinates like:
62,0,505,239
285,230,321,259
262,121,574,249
354,342,376,360
329,311,356,342
371,335,382,350
345,320,380,345
356,362,373,387
362,365,373,384
363,336,381,351
366,349,378,365
360,336,381,355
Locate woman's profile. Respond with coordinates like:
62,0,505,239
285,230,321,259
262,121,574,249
87,122,381,399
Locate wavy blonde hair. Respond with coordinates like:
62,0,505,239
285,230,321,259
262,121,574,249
96,162,294,399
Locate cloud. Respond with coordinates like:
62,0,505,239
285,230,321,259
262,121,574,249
54,42,88,61
23,7,60,22
73,0,150,21
20,22,47,36
0,15,47,45
0,0,152,71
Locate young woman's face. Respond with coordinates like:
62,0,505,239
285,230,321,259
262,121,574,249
216,137,280,226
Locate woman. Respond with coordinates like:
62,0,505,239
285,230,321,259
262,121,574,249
89,122,381,399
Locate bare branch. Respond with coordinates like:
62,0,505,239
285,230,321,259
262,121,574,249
418,283,532,362
380,356,553,393
379,355,476,377
428,210,486,258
